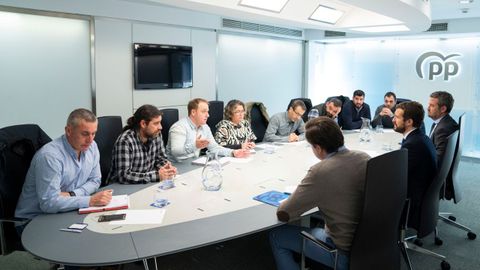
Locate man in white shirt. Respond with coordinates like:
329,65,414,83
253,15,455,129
166,98,250,161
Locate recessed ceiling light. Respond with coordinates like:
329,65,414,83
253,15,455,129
352,25,410,33
459,0,473,4
239,0,289,13
309,5,344,25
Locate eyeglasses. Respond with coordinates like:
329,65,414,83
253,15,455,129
233,110,245,115
293,110,304,118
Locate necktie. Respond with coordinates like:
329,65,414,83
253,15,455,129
401,138,406,146
429,122,437,138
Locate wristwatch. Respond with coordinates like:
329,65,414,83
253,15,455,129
68,191,76,197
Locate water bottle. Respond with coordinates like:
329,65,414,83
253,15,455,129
359,118,372,142
201,150,223,191
307,108,319,121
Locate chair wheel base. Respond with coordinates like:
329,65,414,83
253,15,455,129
467,232,477,240
435,237,443,246
441,260,450,270
448,215,456,221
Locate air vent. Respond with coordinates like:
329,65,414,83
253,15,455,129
425,23,448,32
324,30,346,37
222,18,303,37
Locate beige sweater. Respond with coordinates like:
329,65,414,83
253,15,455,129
277,149,370,251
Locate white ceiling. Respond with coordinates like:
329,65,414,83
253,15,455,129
121,0,480,34
126,0,432,33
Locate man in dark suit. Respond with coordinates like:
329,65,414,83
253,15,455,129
340,89,371,130
393,101,437,230
427,91,459,167
372,91,397,128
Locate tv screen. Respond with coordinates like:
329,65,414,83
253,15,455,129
133,43,193,89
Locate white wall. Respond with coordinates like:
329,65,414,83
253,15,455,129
94,19,217,122
217,33,304,115
0,11,91,137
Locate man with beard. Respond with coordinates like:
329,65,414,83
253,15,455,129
393,101,437,230
312,98,343,122
340,90,371,130
372,91,397,129
427,91,459,167
167,98,250,161
108,104,177,184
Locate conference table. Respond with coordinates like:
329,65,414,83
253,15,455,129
21,130,402,267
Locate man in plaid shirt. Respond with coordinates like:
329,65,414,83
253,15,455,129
107,104,177,184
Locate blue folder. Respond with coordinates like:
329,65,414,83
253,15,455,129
253,190,289,207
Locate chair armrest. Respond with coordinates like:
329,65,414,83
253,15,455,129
301,231,337,254
0,217,29,226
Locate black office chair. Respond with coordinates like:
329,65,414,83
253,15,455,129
396,98,411,104
438,114,476,240
326,95,350,106
245,102,269,143
287,98,312,123
401,131,458,270
160,108,179,147
95,116,123,187
0,124,51,255
207,100,224,136
301,149,408,270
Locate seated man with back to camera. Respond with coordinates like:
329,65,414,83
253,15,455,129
263,100,306,143
340,89,371,130
214,99,256,149
393,101,437,230
372,91,397,129
269,117,370,270
166,98,250,161
15,109,112,227
312,97,342,122
107,104,177,184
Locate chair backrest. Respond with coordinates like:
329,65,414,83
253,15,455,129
449,113,465,203
160,108,179,147
287,98,312,123
0,124,51,255
95,116,123,187
246,102,269,142
396,98,411,104
349,149,408,270
206,100,224,136
417,131,458,237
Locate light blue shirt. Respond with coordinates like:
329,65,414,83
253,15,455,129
15,135,101,219
263,112,305,142
166,117,233,161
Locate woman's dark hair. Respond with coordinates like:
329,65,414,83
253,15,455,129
124,104,162,131
305,117,344,153
224,99,245,121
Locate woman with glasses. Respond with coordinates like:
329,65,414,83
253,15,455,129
214,99,256,150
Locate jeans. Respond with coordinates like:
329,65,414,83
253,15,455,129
270,224,349,270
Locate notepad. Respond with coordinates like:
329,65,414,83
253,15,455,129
78,195,130,214
191,156,230,166
253,190,289,207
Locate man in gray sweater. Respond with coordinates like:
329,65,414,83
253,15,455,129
270,117,370,270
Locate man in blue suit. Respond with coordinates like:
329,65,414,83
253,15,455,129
427,91,459,167
393,101,437,230
340,89,371,130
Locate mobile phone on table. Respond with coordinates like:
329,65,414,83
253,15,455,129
97,213,126,222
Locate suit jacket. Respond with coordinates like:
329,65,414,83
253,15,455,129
401,128,437,230
430,114,459,167
340,101,371,130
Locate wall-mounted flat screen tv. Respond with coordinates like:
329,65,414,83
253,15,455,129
133,43,193,89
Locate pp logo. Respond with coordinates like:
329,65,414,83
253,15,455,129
416,52,461,81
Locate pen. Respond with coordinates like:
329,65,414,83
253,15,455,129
111,226,122,230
